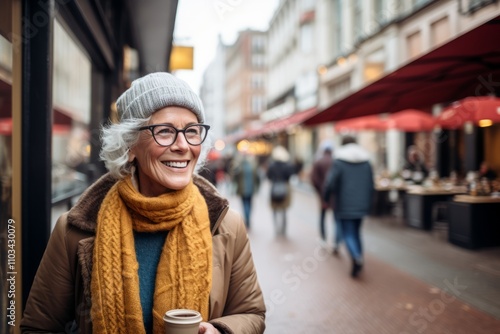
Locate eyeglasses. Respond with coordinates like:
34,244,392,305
137,123,210,147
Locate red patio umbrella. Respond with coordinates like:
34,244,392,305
473,97,500,122
436,96,500,129
458,96,500,123
334,115,388,132
435,105,466,129
386,109,436,132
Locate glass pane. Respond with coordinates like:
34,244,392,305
51,20,91,229
407,30,422,59
0,32,13,334
431,16,450,47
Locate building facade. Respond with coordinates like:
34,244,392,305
213,0,500,181
224,30,268,138
200,36,227,146
265,0,321,165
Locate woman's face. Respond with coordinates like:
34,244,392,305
129,106,201,196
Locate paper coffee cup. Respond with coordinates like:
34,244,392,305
163,309,202,334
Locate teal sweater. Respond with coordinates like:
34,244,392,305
134,231,168,333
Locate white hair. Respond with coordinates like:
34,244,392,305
100,117,212,179
271,145,290,162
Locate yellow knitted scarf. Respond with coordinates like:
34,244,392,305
91,176,212,334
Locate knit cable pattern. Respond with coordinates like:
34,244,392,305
91,177,212,334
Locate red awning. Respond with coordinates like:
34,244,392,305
257,107,318,135
0,118,71,136
304,15,500,126
226,107,318,143
0,118,11,136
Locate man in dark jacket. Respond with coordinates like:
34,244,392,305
311,144,342,253
324,135,374,277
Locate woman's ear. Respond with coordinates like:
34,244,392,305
128,149,136,162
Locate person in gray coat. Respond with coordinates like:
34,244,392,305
324,135,374,277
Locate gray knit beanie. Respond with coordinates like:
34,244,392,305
116,72,205,123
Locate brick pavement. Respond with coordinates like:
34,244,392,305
222,179,500,334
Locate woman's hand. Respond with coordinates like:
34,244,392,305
199,321,221,334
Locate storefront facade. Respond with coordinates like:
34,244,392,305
305,0,500,179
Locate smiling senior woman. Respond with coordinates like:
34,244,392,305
21,72,266,334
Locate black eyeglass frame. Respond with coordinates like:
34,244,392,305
137,123,211,147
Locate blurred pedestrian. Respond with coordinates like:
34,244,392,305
21,72,265,333
401,145,428,184
293,156,304,176
311,143,342,253
324,135,374,277
266,146,296,236
198,149,221,187
478,161,497,180
230,152,261,229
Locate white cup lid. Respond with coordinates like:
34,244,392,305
163,309,202,325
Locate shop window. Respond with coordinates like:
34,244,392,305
406,30,422,60
431,16,450,47
374,0,386,25
412,0,433,8
301,0,315,11
251,74,264,89
333,0,343,57
251,95,265,114
252,35,265,52
364,49,385,82
353,0,363,42
327,77,351,102
252,54,265,69
300,22,314,54
364,62,384,82
0,32,13,334
459,0,497,14
51,20,91,229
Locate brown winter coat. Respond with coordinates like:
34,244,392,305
310,152,335,209
20,174,266,334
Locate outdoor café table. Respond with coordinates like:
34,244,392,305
404,186,467,230
372,184,407,216
448,195,500,249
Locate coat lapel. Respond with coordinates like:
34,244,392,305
77,237,95,304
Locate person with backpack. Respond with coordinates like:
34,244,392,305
266,146,296,236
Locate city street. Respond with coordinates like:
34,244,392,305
222,178,500,334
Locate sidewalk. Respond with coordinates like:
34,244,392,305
223,179,500,333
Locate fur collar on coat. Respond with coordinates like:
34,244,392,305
67,172,229,235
